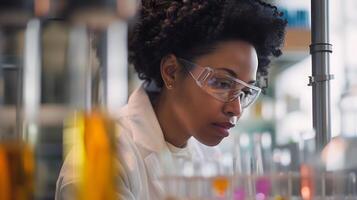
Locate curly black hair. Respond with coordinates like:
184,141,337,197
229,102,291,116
129,0,287,88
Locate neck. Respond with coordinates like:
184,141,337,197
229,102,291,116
153,90,191,148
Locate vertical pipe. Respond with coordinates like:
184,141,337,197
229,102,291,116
68,26,90,111
23,19,41,143
106,20,128,116
310,0,333,151
0,31,3,106
16,61,23,138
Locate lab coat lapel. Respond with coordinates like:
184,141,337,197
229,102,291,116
125,85,173,197
126,85,167,154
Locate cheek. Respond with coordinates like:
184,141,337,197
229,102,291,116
174,79,222,130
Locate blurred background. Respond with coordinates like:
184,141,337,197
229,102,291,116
0,0,357,199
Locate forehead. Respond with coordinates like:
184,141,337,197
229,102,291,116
194,40,258,81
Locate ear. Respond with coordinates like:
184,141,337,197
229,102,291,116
160,54,180,89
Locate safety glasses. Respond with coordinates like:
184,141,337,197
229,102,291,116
177,58,261,108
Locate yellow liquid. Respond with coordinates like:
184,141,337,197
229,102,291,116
64,110,118,200
213,176,229,196
274,195,286,200
0,141,34,200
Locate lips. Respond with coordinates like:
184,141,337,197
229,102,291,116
213,122,235,129
211,122,235,137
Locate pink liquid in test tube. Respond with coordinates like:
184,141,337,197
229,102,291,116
255,177,271,200
233,187,246,200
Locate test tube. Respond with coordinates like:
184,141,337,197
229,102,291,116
300,163,314,200
271,148,293,200
346,172,357,200
183,159,197,199
193,155,231,199
212,175,230,199
298,134,316,200
201,159,219,199
254,134,271,200
232,133,253,200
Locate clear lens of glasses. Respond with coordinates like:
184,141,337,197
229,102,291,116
178,58,261,108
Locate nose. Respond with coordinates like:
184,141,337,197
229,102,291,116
222,96,243,119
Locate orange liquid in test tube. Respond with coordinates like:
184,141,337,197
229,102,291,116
0,142,34,200
213,176,229,197
65,110,118,200
0,147,10,200
82,111,117,200
300,164,314,200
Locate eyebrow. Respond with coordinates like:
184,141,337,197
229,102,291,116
218,67,256,85
217,67,237,77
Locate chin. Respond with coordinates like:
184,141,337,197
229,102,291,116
197,137,223,146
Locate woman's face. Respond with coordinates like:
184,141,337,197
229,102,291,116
171,40,258,146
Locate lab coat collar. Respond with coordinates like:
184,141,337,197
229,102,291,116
125,84,167,153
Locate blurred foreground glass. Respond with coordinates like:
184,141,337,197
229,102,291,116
1,0,139,199
63,110,118,200
0,7,38,199
61,1,139,198
62,25,118,200
0,141,35,200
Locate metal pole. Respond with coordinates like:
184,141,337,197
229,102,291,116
309,0,333,151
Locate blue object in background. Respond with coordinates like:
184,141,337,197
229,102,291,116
279,7,310,28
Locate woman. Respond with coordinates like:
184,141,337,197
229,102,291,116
56,0,287,199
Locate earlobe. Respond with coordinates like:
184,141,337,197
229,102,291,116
166,84,173,89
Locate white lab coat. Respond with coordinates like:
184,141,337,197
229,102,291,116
55,85,220,200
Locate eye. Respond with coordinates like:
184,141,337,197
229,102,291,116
232,89,252,101
242,88,253,96
207,77,234,89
